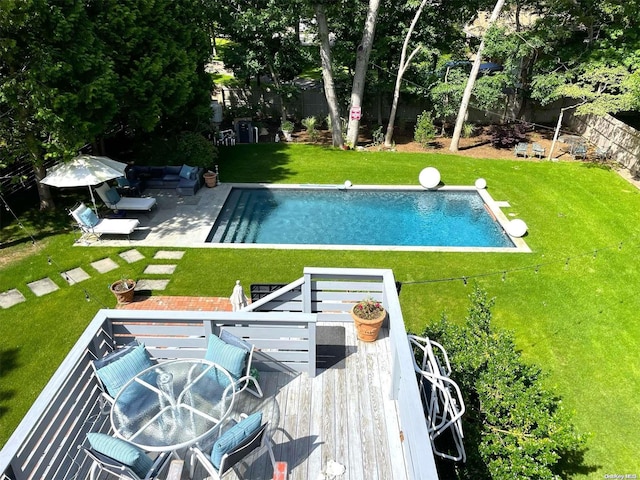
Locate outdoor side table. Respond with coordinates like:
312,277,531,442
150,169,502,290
110,359,235,452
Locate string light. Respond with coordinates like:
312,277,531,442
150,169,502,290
535,265,540,274
462,277,468,286
593,250,598,259
502,271,507,282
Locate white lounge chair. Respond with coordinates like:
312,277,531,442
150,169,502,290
71,203,140,239
95,182,157,212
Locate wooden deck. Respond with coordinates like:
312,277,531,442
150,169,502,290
188,323,407,480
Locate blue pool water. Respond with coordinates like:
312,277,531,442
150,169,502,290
206,187,515,248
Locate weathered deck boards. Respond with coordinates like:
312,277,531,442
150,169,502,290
188,322,408,480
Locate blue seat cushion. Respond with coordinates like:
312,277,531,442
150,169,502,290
210,412,263,469
179,164,195,180
205,334,247,382
116,177,130,187
87,433,154,478
95,344,154,397
106,187,121,204
78,207,99,227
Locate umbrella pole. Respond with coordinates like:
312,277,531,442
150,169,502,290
88,186,99,213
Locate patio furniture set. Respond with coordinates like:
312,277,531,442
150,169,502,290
513,142,546,159
83,331,278,480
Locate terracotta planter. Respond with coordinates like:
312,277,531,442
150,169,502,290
110,279,136,304
351,305,386,342
204,172,217,188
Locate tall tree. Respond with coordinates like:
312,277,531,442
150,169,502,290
383,0,429,147
314,3,344,147
344,0,380,147
450,0,506,152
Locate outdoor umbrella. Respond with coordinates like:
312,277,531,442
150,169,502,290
40,155,127,212
230,280,249,311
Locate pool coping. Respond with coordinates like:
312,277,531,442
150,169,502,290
206,183,531,253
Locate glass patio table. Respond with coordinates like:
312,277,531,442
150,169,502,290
110,359,235,452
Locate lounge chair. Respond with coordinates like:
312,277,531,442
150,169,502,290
95,182,157,212
532,142,545,158
514,142,529,158
596,145,611,161
71,203,139,239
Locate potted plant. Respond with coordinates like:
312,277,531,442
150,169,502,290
110,278,136,304
350,297,386,342
203,169,217,188
280,120,294,142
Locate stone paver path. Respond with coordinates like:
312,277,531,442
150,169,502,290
90,258,120,273
154,250,185,260
61,267,91,285
0,289,26,309
135,279,170,291
119,249,145,263
27,278,59,297
143,264,177,275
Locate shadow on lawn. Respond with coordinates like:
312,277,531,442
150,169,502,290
216,143,298,183
0,348,19,419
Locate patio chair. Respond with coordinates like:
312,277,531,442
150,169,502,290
532,142,545,158
95,182,157,212
596,145,612,161
91,341,156,406
188,412,276,480
205,330,263,398
70,203,140,240
571,143,588,160
82,432,173,480
513,142,529,158
408,335,466,462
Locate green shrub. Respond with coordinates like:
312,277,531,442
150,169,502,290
462,122,475,138
176,132,218,169
414,111,437,148
301,116,319,142
421,286,586,479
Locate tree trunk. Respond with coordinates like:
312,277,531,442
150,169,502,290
315,4,343,147
267,62,287,123
383,0,428,147
450,0,506,152
34,163,54,211
345,0,381,147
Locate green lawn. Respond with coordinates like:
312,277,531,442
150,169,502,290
1,143,639,477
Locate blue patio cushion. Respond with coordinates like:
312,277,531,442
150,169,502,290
78,207,99,227
95,344,154,397
116,177,130,187
179,164,196,180
106,187,121,204
87,433,154,477
204,334,247,382
210,412,263,469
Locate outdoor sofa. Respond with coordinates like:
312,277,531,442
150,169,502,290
125,164,204,196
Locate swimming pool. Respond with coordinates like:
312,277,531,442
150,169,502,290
206,185,529,252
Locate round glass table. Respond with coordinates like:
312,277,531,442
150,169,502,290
110,359,235,451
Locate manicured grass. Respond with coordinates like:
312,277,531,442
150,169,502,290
2,144,640,477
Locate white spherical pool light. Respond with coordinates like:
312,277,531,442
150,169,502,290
419,167,441,189
507,219,528,238
475,178,487,189
344,180,352,188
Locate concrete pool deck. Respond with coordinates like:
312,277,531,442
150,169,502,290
78,183,531,252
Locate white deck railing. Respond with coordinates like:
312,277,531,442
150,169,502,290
0,267,438,480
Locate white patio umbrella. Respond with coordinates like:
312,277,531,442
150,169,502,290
230,280,249,311
40,155,127,212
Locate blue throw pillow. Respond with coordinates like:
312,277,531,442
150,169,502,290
116,177,130,187
105,187,121,204
78,207,99,227
210,412,263,469
179,164,194,180
204,334,247,381
87,433,154,477
95,344,154,397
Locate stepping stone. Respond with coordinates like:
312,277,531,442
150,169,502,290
0,289,26,309
135,279,170,291
119,249,145,263
27,277,59,297
154,250,185,260
144,264,177,275
61,267,90,285
91,258,119,274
